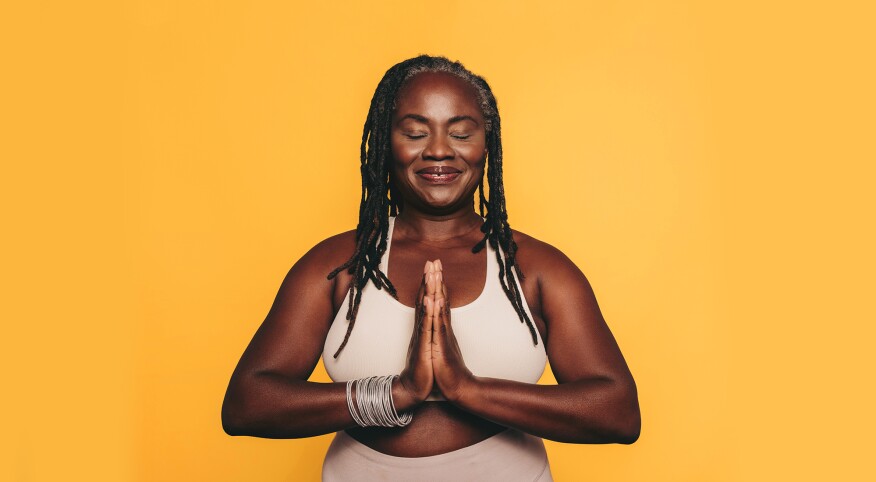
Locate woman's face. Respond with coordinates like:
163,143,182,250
390,71,487,214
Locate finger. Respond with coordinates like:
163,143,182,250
440,297,453,336
423,261,435,304
431,298,445,356
436,298,462,357
442,285,451,324
435,299,447,334
440,296,457,338
421,296,434,348
423,296,435,334
434,271,445,305
423,271,437,318
433,259,447,303
426,271,438,299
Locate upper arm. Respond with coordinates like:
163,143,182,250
228,232,355,383
520,237,635,386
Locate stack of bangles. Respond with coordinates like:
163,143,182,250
345,375,413,427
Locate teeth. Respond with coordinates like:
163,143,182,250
421,172,455,180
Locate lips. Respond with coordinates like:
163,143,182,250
416,166,462,175
416,166,462,184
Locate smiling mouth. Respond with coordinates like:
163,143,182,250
416,166,462,184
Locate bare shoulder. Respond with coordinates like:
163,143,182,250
265,229,358,329
310,229,358,260
510,229,585,283
508,229,597,334
283,231,356,291
292,229,358,277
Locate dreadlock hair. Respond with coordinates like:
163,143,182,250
327,54,538,358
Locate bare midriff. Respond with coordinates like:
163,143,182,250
345,403,506,457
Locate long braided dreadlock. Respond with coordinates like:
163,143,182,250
327,55,538,358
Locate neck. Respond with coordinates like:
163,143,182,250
394,208,484,242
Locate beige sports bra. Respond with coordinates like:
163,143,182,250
322,217,547,401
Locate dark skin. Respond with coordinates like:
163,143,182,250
222,72,641,456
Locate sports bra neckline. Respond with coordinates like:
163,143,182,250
379,216,493,314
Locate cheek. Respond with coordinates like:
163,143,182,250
458,142,487,165
390,139,419,165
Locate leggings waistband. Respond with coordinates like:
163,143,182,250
322,428,553,481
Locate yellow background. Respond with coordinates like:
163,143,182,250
2,1,874,480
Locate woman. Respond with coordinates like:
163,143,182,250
222,55,640,480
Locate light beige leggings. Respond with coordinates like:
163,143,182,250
322,428,553,481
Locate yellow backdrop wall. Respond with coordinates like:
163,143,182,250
2,1,874,481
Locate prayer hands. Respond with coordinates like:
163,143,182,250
397,262,436,407
398,260,475,406
424,260,475,401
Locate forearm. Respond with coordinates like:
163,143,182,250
453,376,640,444
221,373,417,439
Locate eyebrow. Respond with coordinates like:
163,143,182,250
397,114,480,126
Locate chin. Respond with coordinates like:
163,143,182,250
397,178,479,213
411,193,465,212
422,199,459,210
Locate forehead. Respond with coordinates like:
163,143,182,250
394,71,483,116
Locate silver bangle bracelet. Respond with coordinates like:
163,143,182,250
345,379,367,427
345,375,413,427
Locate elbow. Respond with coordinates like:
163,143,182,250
578,378,639,445
222,413,244,437
221,396,248,436
614,407,641,444
222,381,259,437
583,404,639,445
612,381,641,444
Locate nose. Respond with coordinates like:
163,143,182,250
422,135,455,161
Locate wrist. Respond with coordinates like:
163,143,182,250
446,374,481,405
392,377,422,412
